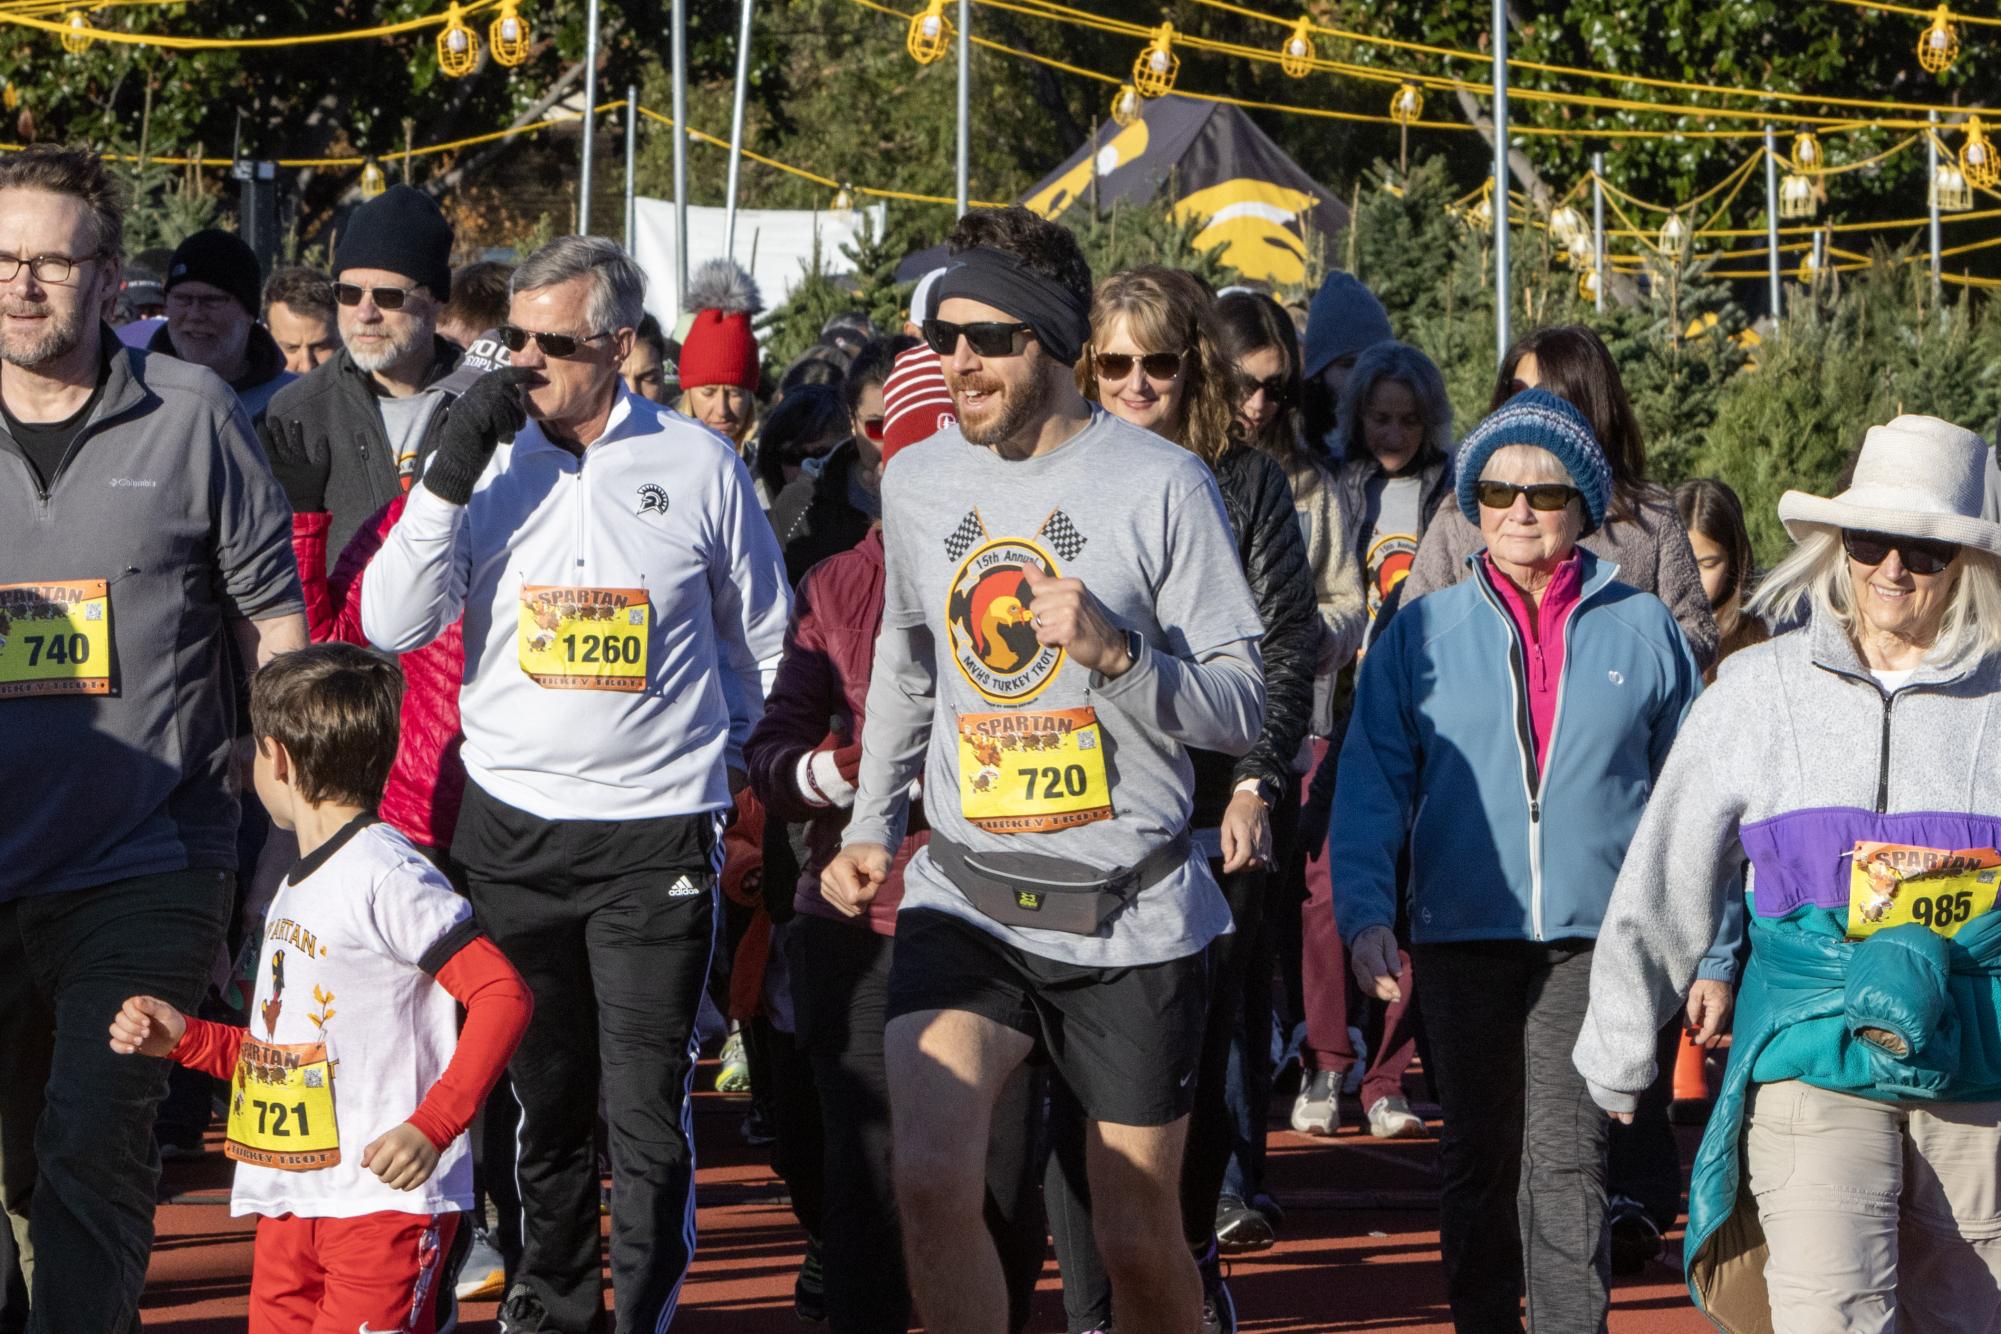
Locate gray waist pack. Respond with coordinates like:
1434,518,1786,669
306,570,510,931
928,831,1191,935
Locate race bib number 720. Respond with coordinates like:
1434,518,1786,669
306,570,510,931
0,579,110,697
957,707,1113,834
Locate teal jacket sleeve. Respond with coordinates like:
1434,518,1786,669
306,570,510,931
1327,616,1419,947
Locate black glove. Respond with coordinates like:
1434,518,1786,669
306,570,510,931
422,366,536,505
258,417,330,513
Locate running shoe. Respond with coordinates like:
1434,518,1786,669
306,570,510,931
1214,1195,1275,1253
1365,1094,1426,1139
794,1235,827,1323
455,1227,508,1301
716,1029,751,1093
1289,1068,1340,1136
1608,1194,1664,1275
496,1284,548,1334
1196,1241,1236,1334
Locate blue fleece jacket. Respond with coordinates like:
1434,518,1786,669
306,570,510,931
1329,549,1734,971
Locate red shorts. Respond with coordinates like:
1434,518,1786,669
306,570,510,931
248,1211,460,1334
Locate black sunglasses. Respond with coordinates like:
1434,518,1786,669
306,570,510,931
1093,350,1184,381
922,319,1034,358
332,281,421,311
1475,480,1581,513
498,324,613,359
1236,373,1290,402
1841,529,1961,576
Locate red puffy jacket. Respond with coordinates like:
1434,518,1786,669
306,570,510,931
290,501,467,851
744,527,924,937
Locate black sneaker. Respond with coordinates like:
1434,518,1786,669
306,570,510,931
1196,1241,1236,1334
497,1283,548,1334
794,1235,826,1322
1214,1195,1275,1253
1607,1194,1664,1276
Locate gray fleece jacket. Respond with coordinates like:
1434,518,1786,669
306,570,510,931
1572,613,2001,1111
1402,482,1720,669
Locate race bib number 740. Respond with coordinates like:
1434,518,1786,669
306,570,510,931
0,579,111,697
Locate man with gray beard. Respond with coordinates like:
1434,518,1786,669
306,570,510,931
260,184,464,566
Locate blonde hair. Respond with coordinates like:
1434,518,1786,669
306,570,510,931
678,384,758,451
1080,266,1236,468
1749,527,2001,665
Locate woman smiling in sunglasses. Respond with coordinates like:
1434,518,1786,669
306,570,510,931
1332,389,1716,1331
1579,416,2001,1334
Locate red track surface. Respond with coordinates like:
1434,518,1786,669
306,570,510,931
140,1083,1715,1333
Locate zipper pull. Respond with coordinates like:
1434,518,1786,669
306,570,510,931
1530,798,1541,822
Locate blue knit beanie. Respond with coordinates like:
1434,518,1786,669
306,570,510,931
1454,388,1613,533
1301,271,1392,380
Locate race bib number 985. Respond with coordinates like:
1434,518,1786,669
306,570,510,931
518,585,650,692
0,579,110,698
1847,840,2001,939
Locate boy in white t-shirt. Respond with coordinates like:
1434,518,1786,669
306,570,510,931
109,643,531,1334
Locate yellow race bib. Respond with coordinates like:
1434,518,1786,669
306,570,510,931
225,1036,341,1170
1847,840,2001,940
957,707,1113,834
518,585,650,692
0,579,110,698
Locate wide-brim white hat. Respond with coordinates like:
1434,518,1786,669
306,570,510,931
1778,414,2001,559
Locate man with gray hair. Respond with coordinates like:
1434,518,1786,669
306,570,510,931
362,234,791,1334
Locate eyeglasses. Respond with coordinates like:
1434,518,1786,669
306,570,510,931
1236,373,1289,402
1475,480,1581,512
922,319,1034,358
0,252,100,285
1841,529,1960,576
860,415,886,442
497,324,613,358
1093,350,1184,382
333,281,424,311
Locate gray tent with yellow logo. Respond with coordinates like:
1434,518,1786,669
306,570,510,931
1020,93,1347,291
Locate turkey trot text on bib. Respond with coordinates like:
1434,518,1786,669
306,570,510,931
518,585,650,691
957,707,1113,834
225,1036,341,1170
0,579,110,697
1847,840,2001,940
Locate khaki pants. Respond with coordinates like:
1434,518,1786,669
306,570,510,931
1745,1079,2001,1334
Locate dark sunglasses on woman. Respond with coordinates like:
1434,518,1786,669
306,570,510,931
860,416,886,442
1475,480,1581,512
1093,350,1183,381
922,319,1033,358
1841,529,1961,575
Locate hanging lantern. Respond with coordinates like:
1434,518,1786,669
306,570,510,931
1388,83,1424,126
906,0,951,65
1962,116,2000,188
1578,268,1602,302
59,10,92,53
1469,185,1494,230
1110,83,1142,127
437,3,479,78
1918,6,1959,75
1798,247,1821,285
1658,212,1691,256
489,0,531,66
1132,23,1178,98
1779,173,1816,219
1278,17,1314,78
1933,161,1973,211
1548,204,1586,251
833,183,855,211
360,162,387,199
1789,132,1822,173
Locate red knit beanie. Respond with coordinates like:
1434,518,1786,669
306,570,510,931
880,343,956,469
679,259,763,393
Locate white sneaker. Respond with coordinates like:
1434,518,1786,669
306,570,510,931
1366,1094,1426,1139
454,1228,507,1301
1290,1069,1340,1135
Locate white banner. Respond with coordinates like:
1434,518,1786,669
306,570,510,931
631,198,887,333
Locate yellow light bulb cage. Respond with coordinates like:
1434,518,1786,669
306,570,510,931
360,162,388,199
1918,6,1959,75
1110,83,1142,126
1790,132,1822,173
59,10,92,54
833,183,855,211
1278,17,1314,78
1798,248,1821,284
906,0,952,65
1389,83,1424,126
490,0,531,67
1658,212,1691,256
1548,204,1586,250
1933,162,1973,212
1578,268,1602,301
1779,173,1817,220
437,3,479,77
1963,117,2000,189
1133,23,1178,98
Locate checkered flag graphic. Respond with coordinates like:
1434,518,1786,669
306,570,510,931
1039,509,1088,562
943,510,986,562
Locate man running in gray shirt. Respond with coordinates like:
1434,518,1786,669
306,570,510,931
823,206,1265,1334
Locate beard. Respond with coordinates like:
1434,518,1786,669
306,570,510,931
343,318,427,373
0,295,88,370
948,365,1053,448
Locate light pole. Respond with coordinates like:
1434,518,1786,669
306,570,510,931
1491,0,1510,361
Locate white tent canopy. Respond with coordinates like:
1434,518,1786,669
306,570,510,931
631,198,887,333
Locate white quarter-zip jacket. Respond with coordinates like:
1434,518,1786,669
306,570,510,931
362,388,791,822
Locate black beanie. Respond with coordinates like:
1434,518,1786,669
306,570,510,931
166,228,262,315
334,184,454,302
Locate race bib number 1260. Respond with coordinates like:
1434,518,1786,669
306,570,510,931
517,585,650,692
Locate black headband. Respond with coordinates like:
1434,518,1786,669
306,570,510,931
933,246,1092,367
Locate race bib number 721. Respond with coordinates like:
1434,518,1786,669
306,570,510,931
0,579,110,697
